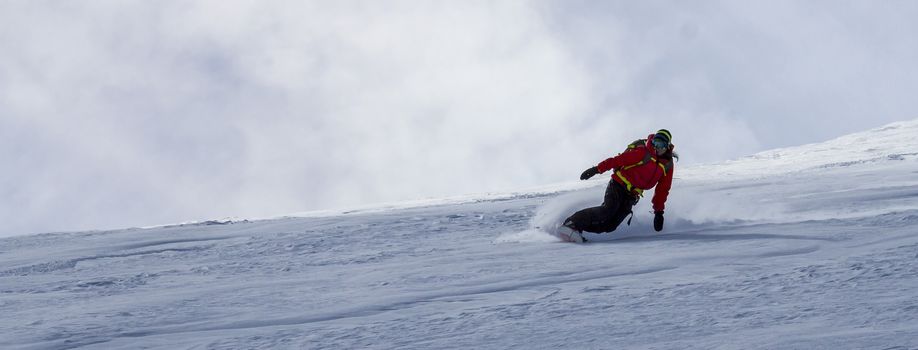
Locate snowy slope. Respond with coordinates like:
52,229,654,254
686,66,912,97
2,120,918,349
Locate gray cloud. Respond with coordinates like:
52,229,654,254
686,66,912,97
550,0,918,154
2,1,917,236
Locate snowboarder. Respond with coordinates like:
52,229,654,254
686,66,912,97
560,129,676,241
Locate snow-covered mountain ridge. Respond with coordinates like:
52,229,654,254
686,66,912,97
684,119,918,179
2,120,917,349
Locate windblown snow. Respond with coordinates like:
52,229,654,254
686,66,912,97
3,120,918,349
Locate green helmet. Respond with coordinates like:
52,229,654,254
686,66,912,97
654,129,672,144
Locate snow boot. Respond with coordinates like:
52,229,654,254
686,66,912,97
559,219,586,243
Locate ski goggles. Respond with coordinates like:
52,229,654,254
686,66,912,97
652,138,669,150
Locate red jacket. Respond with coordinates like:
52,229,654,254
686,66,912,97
595,135,675,212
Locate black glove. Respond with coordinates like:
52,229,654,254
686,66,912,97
653,211,664,232
580,166,599,180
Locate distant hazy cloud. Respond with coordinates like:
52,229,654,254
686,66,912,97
550,0,918,149
2,1,917,236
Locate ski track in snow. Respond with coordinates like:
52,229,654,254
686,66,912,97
2,120,918,349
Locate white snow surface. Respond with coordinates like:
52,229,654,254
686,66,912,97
3,120,918,349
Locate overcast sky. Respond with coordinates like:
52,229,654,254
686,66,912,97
2,1,917,237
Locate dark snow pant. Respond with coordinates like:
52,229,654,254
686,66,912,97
565,180,637,233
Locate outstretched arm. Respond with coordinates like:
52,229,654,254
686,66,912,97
596,149,647,174
651,166,674,212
